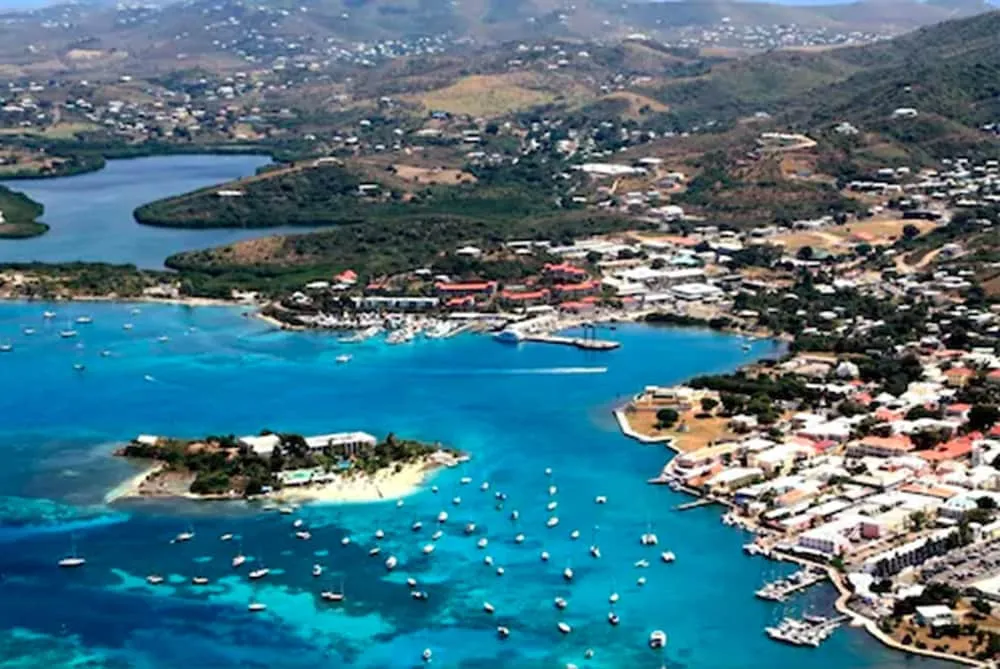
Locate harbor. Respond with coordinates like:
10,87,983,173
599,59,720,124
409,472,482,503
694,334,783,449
754,567,828,602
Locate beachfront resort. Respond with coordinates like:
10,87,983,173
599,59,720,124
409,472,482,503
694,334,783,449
116,430,464,503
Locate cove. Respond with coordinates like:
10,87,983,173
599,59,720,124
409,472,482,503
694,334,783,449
0,154,324,269
0,301,957,669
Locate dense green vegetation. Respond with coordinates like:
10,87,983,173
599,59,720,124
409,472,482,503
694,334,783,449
119,432,448,497
0,262,170,298
0,185,47,239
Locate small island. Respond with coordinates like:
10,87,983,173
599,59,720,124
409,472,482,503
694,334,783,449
0,185,48,239
111,430,465,503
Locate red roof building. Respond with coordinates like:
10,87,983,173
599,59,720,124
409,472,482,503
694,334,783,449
336,269,358,284
553,280,601,297
918,433,980,463
543,262,588,281
434,281,497,297
498,288,550,306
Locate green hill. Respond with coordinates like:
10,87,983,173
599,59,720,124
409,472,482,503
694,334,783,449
0,186,47,239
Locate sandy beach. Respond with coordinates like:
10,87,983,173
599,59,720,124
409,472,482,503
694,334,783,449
275,459,446,505
104,462,165,503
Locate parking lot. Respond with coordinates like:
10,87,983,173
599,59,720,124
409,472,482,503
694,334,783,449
923,538,1000,587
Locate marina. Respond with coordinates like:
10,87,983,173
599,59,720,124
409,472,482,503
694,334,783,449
755,567,829,602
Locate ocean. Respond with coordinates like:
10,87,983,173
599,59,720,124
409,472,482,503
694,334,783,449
0,302,957,669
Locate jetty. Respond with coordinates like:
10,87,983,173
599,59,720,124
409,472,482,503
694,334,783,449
522,333,620,350
755,567,827,601
675,498,715,511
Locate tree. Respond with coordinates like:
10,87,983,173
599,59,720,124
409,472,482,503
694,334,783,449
909,510,928,531
656,408,679,428
971,599,992,615
700,397,719,413
650,257,666,270
796,245,814,261
967,404,999,432
902,223,921,239
978,496,998,510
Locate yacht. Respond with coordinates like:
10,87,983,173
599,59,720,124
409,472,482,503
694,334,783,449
452,496,462,506
546,501,558,512
406,578,418,588
248,567,270,580
411,520,423,532
374,529,385,540
0,342,12,353
60,329,78,339
460,476,472,485
483,555,494,566
321,590,345,602
640,530,658,546
232,554,247,568
423,543,435,555
477,538,488,549
482,601,495,614
123,323,133,331
58,556,86,568
312,564,323,577
421,649,432,663
411,590,429,601
75,316,93,325
192,576,209,585
497,626,510,639
661,551,676,563
554,597,568,610
341,536,351,546
634,559,649,568
557,622,572,635
431,530,443,541
546,517,559,528
157,336,169,343
495,566,505,576
609,592,619,604
174,529,195,543
637,576,647,586
548,485,557,496
563,566,574,582
540,551,550,562
295,531,312,540
248,602,267,612
479,481,489,492
22,327,35,336
335,354,352,364
437,511,448,523
464,523,476,535
146,574,164,585
43,311,56,319
73,363,85,372
515,533,525,544
649,630,667,649
368,546,382,557
569,529,580,540
589,545,601,559
293,519,304,528
384,555,398,571
595,495,607,504
509,510,519,521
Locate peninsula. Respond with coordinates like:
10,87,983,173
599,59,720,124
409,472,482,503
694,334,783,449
113,430,465,503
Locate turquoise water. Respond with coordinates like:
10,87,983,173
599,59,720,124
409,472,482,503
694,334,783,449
0,155,328,269
0,301,955,668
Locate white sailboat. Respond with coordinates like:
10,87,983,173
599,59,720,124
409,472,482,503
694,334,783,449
58,538,86,568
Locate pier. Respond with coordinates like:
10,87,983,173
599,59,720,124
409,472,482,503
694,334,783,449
755,567,828,601
522,334,621,350
675,498,715,511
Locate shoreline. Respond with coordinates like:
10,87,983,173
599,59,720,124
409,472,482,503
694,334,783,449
0,294,245,308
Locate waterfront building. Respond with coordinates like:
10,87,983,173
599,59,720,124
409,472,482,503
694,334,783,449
914,605,957,629
704,466,763,493
861,530,954,576
352,296,440,311
238,432,377,457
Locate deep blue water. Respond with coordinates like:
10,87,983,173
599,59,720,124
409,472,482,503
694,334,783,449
0,155,328,269
0,302,956,668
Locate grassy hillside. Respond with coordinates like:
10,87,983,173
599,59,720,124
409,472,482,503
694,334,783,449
0,185,47,239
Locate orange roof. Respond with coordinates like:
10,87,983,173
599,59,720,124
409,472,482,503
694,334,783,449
336,269,358,281
543,262,587,274
945,403,971,413
435,281,496,292
553,280,600,292
898,483,958,500
944,367,974,377
917,434,978,462
874,407,903,422
500,288,549,301
858,435,914,452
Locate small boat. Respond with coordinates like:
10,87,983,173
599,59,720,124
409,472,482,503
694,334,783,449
483,601,495,614
569,529,580,540
374,529,385,540
496,566,505,576
335,354,352,364
540,551,550,562
75,316,93,325
477,538,488,549
497,626,510,639
515,533,525,544
554,597,567,610
384,555,398,571
248,568,269,580
483,555,494,566
589,545,601,559
608,612,620,626
637,576,647,586
595,495,607,504
312,564,323,577
431,530,443,540
649,630,667,649
58,556,86,568
248,602,267,612
452,496,461,506
43,311,56,319
557,622,572,635
295,531,312,540
563,566,574,582
368,546,382,557
192,576,209,585
293,519,303,528
341,536,351,546
660,551,676,563
60,329,78,339
437,511,448,523
460,477,472,485
422,648,432,663
174,530,195,543
146,574,164,585
546,517,559,528
547,501,558,512
232,554,246,568
406,577,417,588
464,523,476,535
411,520,423,532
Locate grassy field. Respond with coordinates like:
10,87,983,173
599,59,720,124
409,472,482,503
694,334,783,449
772,218,938,252
0,122,100,139
411,74,558,116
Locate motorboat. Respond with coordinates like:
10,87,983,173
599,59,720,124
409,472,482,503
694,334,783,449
312,564,323,577
563,566,574,581
464,523,476,535
557,622,572,635
554,597,568,610
515,533,525,544
423,544,435,555
608,612,620,626
295,531,312,540
335,354,352,364
546,517,559,528
540,551,550,562
569,529,580,540
384,555,398,571
368,546,382,557
248,568,270,580
483,601,495,614
146,574,164,585
437,511,448,523
595,496,607,504
174,530,195,543
58,556,86,568
411,520,423,532
649,630,667,649
477,537,488,549
661,551,676,563
497,626,510,639
192,576,209,585
75,316,93,325
248,602,267,612
232,554,247,568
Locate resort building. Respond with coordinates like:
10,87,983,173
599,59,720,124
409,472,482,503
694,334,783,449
847,435,915,458
238,432,377,457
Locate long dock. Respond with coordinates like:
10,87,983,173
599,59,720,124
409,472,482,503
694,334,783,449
675,498,715,511
523,334,621,350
